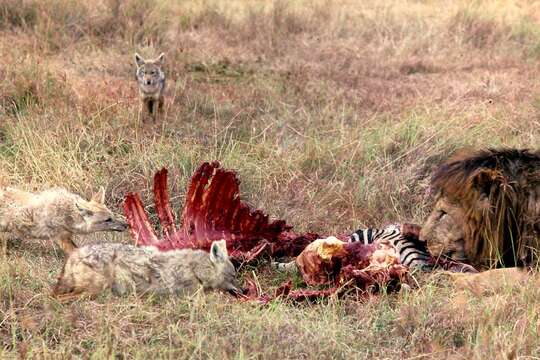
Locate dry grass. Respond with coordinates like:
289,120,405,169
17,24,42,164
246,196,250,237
1,0,540,358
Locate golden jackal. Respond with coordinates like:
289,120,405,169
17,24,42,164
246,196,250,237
53,240,239,297
0,187,127,255
134,52,166,122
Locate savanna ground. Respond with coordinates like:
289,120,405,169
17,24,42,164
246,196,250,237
1,0,540,358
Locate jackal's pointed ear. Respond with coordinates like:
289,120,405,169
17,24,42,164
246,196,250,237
156,53,165,65
134,53,145,67
210,240,228,264
91,187,105,204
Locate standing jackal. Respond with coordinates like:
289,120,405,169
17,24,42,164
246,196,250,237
53,240,239,297
134,52,166,122
0,187,127,255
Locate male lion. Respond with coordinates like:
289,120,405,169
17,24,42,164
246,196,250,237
420,148,540,268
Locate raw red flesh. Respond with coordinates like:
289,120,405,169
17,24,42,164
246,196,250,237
124,162,315,261
123,192,160,247
153,168,177,237
238,279,340,303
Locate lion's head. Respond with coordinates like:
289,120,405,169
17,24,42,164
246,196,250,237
420,148,540,268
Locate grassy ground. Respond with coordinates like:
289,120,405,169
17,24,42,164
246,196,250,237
1,0,540,358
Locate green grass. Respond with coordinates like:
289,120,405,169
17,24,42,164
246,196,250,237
1,0,540,358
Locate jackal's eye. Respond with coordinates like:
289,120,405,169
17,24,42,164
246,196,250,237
104,217,113,223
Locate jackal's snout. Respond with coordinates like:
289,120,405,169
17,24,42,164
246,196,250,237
107,215,128,232
80,211,128,233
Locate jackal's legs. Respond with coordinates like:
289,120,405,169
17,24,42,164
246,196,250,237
54,233,78,255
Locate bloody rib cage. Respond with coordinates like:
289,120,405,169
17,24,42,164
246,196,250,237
123,161,318,263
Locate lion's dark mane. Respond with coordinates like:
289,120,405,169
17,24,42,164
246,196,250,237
431,148,540,267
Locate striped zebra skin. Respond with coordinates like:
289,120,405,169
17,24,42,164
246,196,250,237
349,224,431,268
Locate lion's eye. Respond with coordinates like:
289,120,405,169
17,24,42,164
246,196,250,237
438,210,447,220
